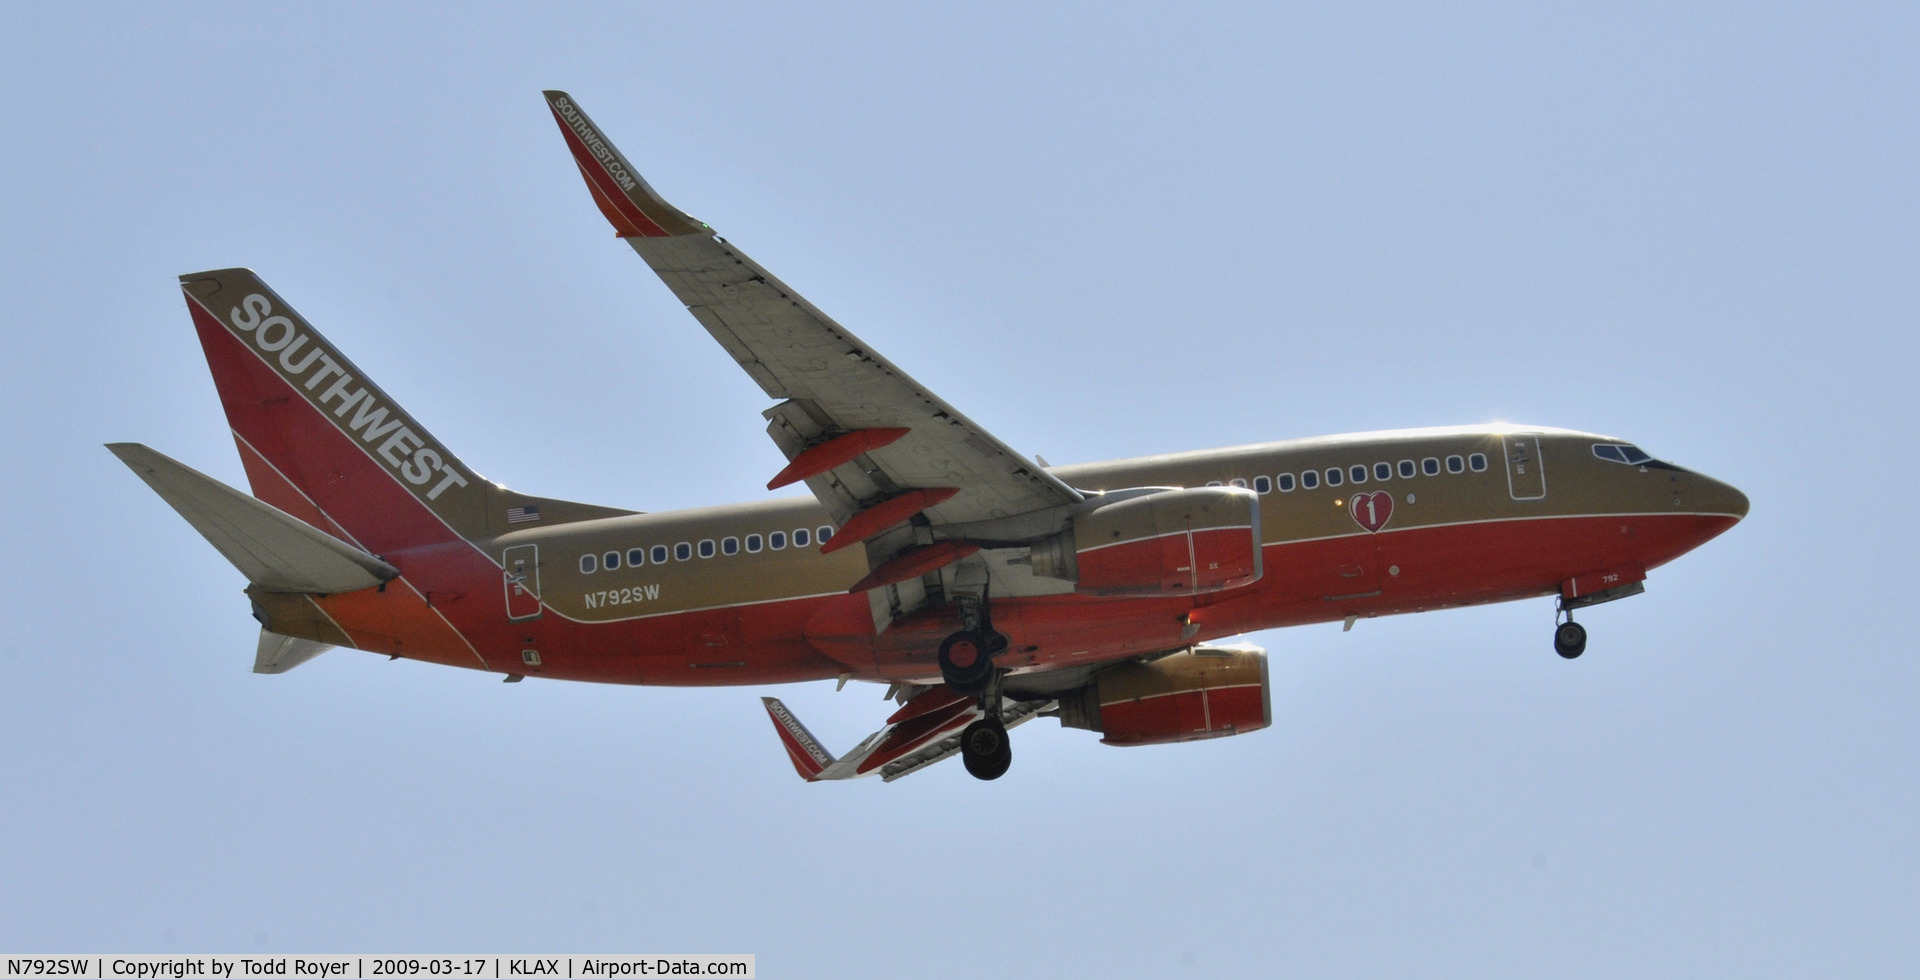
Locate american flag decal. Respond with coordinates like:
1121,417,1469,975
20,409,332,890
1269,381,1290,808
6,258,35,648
506,505,541,524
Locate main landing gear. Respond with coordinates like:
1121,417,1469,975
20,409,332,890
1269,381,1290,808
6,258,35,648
1553,601,1588,660
960,714,1012,780
937,630,1002,697
938,591,1009,697
942,591,1013,780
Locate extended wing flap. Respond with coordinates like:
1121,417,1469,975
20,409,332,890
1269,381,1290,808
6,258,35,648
759,692,1053,783
108,443,399,595
875,699,1052,783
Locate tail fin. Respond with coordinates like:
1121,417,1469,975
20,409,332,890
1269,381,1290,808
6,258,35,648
180,269,495,552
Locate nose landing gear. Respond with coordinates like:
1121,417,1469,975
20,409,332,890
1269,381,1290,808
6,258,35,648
1552,596,1589,659
1553,618,1588,659
1551,578,1646,659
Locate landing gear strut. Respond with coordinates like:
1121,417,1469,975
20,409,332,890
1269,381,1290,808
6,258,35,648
941,589,1014,779
1553,602,1588,660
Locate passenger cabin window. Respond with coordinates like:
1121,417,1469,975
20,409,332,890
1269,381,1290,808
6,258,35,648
769,531,787,551
1469,453,1488,472
603,551,620,570
1422,457,1440,476
651,545,669,565
1325,468,1343,487
579,554,597,574
1300,471,1317,489
745,533,763,553
794,528,811,548
627,548,645,567
674,542,692,561
722,536,739,556
698,539,716,559
818,526,834,543
1374,462,1392,481
1446,455,1465,474
1593,443,1653,465
1206,480,1223,487
1398,460,1416,478
1349,465,1367,484
1229,478,1247,489
1254,475,1272,494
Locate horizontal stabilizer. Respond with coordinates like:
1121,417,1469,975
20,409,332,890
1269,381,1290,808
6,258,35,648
254,629,333,674
108,443,399,594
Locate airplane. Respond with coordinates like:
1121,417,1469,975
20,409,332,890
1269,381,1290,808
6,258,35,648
111,91,1749,782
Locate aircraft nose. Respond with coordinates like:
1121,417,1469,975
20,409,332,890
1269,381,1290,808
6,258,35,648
1695,472,1750,521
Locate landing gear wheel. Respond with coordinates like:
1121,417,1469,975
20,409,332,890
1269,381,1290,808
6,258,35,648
1554,620,1588,659
939,631,997,696
960,717,1012,781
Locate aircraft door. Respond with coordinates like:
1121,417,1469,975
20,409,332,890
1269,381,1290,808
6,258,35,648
1503,434,1547,500
503,544,542,621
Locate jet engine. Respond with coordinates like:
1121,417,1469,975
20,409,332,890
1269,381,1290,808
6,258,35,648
1027,486,1262,597
1054,643,1271,746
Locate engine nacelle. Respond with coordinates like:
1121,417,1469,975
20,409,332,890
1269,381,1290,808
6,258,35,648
1028,486,1262,597
1055,644,1272,746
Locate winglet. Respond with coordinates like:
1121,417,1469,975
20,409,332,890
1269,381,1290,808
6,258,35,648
542,91,706,238
761,697,836,781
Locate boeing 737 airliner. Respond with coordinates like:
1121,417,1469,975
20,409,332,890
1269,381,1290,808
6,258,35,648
113,92,1748,781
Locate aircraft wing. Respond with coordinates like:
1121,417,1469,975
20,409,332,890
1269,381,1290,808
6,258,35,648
762,689,1051,783
543,92,1084,600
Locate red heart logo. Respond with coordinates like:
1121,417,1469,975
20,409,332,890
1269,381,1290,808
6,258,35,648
1350,490,1394,532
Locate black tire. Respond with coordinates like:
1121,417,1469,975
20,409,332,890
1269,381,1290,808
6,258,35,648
1554,620,1588,659
961,718,1012,780
939,631,995,695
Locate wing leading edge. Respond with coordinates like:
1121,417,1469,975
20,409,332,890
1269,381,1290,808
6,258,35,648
541,92,1083,605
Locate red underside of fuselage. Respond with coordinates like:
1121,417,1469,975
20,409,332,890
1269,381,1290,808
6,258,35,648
312,509,1735,688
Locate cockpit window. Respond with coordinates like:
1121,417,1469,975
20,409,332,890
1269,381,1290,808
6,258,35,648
1592,443,1653,465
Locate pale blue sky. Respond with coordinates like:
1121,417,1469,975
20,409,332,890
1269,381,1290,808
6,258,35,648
3,3,1916,976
